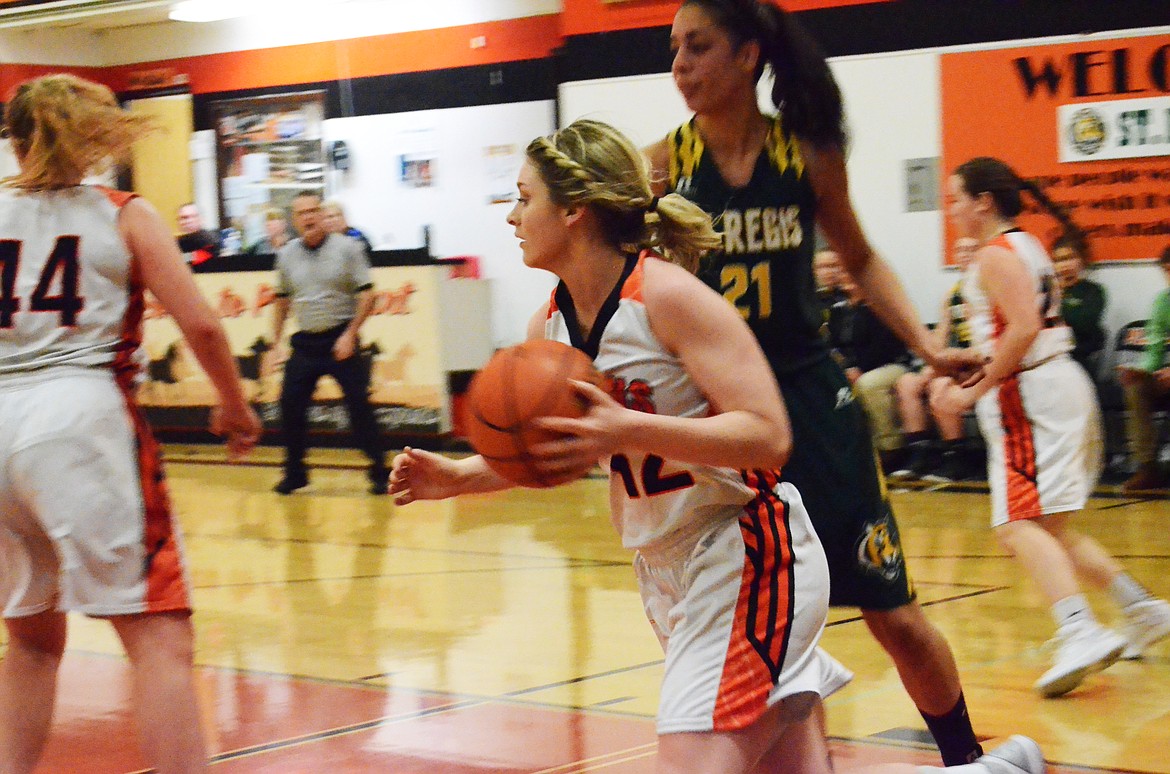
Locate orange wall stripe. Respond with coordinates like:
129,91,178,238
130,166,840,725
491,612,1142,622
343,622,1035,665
103,15,560,95
4,4,897,98
0,63,104,100
561,0,895,37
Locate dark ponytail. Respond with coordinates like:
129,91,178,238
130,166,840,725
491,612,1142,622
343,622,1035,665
955,156,1080,238
683,0,846,148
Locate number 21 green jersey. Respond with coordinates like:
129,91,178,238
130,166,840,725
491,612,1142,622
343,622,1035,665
666,116,826,374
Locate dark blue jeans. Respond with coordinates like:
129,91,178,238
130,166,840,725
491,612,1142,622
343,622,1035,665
280,325,385,479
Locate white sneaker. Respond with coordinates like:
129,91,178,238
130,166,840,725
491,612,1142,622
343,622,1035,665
1034,622,1126,698
1121,598,1170,660
977,735,1047,774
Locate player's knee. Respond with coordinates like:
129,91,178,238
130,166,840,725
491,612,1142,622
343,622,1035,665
863,604,938,650
5,614,67,659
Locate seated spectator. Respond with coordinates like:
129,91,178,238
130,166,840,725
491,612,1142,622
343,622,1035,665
814,248,848,325
245,208,292,255
1118,244,1170,492
827,274,913,464
176,202,221,265
891,237,981,482
322,200,374,257
1053,232,1106,377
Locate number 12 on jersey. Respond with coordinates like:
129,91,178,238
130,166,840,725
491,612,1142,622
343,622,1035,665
611,453,695,498
0,237,85,328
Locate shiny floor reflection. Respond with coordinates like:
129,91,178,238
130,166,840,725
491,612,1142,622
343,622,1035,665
8,447,1168,772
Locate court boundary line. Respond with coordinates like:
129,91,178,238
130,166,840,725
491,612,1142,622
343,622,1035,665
56,647,1161,773
163,451,1170,502
188,559,628,591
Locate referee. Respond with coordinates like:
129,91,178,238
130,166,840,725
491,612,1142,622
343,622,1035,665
268,191,388,494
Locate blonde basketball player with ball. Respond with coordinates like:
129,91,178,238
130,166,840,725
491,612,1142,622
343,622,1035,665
390,119,1043,774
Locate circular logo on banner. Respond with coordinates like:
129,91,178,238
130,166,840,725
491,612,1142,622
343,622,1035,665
1069,108,1107,156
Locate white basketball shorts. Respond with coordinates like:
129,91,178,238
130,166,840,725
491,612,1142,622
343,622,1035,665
0,367,191,617
634,482,852,735
976,356,1103,527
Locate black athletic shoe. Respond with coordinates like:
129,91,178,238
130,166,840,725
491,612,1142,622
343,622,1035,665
923,450,977,483
369,466,390,495
889,444,936,481
274,473,309,495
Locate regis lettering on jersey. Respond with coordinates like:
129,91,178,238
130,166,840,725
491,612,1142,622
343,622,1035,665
720,205,802,254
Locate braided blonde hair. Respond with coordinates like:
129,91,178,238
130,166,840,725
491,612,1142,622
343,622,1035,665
3,74,158,192
525,119,720,272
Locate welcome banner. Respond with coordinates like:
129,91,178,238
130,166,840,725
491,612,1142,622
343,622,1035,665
941,35,1170,263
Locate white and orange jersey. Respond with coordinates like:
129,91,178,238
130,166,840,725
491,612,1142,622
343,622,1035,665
962,229,1073,369
0,185,141,380
544,251,781,555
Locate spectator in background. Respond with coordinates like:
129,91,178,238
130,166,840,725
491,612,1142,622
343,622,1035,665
322,200,374,257
1117,244,1170,492
176,202,221,266
827,274,913,466
891,237,981,482
813,247,847,325
1052,232,1106,377
245,208,292,256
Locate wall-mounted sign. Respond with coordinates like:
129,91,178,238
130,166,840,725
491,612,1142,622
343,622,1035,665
1057,96,1170,163
126,67,189,91
941,34,1170,262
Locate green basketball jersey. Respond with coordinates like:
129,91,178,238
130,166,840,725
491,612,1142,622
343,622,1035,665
944,279,972,349
666,116,825,373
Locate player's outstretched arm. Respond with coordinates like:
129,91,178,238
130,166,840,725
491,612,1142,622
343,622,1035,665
120,196,261,459
389,447,512,505
803,140,985,379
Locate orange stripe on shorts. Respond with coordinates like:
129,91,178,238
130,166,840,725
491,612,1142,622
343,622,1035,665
998,376,1041,519
713,472,794,731
116,381,191,613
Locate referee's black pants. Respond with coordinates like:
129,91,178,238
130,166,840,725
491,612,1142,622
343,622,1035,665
279,325,386,480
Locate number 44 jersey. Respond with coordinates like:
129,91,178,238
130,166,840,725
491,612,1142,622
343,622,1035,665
544,250,783,554
0,186,142,378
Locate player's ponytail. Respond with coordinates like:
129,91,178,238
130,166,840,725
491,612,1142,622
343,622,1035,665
955,156,1080,238
644,192,722,273
683,0,846,149
3,74,158,192
526,120,720,272
1018,177,1080,243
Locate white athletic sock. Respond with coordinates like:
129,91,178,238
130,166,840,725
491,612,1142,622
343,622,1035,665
1110,572,1151,609
1051,593,1095,631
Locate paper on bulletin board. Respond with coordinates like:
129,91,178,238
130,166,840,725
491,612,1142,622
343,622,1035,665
484,143,519,204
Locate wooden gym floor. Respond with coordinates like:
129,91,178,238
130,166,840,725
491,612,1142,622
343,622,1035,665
7,445,1169,773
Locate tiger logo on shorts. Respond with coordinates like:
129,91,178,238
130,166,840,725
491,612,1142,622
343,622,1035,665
856,516,904,581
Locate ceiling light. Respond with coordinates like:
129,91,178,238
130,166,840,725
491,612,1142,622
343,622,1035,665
168,0,255,23
169,0,349,23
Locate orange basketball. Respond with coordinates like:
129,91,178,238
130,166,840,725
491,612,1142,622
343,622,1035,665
463,339,605,488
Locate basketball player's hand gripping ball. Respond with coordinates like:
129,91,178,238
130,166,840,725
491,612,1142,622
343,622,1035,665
464,339,606,487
